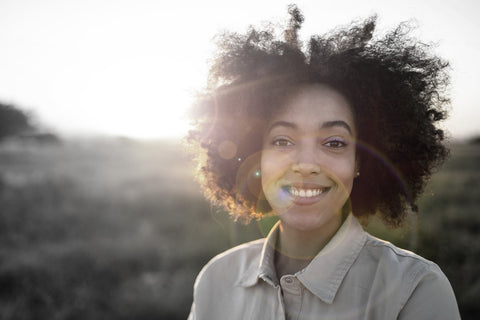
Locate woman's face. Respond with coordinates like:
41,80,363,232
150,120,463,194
261,84,357,232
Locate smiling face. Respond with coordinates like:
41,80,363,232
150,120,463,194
261,84,357,233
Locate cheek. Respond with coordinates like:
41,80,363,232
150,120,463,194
260,150,291,186
260,151,294,209
329,157,356,193
260,151,277,194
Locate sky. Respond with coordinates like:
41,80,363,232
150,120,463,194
0,0,479,139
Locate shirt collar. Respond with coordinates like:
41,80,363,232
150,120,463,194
237,214,367,304
236,220,279,287
296,214,367,303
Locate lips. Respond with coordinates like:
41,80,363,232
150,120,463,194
287,186,327,197
282,183,331,204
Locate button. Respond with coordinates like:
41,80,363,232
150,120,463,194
281,276,301,295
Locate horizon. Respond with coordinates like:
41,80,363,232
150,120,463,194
1,0,479,140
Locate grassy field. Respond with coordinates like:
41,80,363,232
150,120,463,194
0,137,478,319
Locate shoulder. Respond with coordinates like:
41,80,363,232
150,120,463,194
200,238,264,273
359,233,460,319
362,233,436,270
189,239,267,319
360,233,448,286
194,238,264,288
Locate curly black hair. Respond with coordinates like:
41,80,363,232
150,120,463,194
187,5,450,227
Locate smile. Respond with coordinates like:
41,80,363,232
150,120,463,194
283,185,331,198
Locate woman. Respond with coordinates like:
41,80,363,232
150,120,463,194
187,6,460,320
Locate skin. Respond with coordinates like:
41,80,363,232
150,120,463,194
260,84,358,277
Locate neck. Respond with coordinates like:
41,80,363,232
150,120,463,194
274,213,347,278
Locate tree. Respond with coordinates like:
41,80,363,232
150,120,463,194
469,135,480,145
0,102,32,140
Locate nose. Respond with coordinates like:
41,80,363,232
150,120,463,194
291,144,321,176
292,162,321,176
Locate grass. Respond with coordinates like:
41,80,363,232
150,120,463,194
0,137,478,319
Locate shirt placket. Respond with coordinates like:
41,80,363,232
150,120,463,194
280,275,304,320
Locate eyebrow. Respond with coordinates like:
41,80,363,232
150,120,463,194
267,120,353,135
267,121,298,132
321,120,353,135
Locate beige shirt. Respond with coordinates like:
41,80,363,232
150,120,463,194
188,215,460,319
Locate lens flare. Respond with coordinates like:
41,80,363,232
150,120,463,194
218,140,237,160
235,152,262,202
355,139,413,208
232,139,413,243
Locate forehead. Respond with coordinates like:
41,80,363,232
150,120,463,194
269,84,355,133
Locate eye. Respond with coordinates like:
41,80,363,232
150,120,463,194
324,138,347,148
272,138,294,147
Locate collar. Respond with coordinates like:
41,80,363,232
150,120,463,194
236,214,367,304
235,220,279,287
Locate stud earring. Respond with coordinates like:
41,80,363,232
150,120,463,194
254,170,261,177
356,171,360,177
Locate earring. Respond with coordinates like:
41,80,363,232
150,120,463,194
254,170,261,177
356,171,360,177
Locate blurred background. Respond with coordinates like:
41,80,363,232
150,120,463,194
0,0,479,319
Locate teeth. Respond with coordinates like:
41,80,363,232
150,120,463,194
288,187,326,198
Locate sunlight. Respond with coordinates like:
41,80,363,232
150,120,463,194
0,0,208,140
42,54,195,139
0,0,478,139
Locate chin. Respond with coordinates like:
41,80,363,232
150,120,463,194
278,206,343,233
